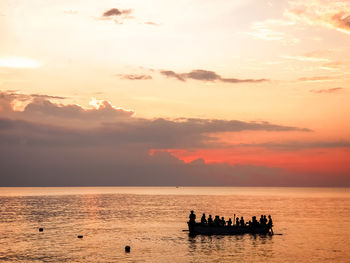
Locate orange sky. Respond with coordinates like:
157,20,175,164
0,0,349,186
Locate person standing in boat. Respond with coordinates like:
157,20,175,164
268,215,274,234
189,210,196,224
268,215,273,228
201,213,207,225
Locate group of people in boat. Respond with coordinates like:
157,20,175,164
189,210,273,230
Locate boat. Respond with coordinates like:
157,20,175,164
187,211,274,235
187,222,272,235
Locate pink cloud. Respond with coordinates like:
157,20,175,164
286,0,350,34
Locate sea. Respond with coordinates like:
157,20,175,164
0,187,349,262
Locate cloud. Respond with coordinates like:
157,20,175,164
100,8,133,24
310,87,344,93
185,70,221,81
160,69,268,84
320,61,342,70
0,91,67,112
281,55,329,62
160,70,185,81
103,8,132,17
117,74,152,80
2,91,347,187
285,0,350,35
2,90,66,101
0,117,311,187
0,91,134,126
246,19,299,43
0,90,309,148
331,12,350,33
239,140,350,151
297,75,337,82
0,116,310,151
0,118,345,187
144,21,160,26
0,137,293,187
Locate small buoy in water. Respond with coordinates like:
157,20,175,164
125,245,130,253
39,228,43,232
77,235,83,239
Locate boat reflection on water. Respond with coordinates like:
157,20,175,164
187,233,275,260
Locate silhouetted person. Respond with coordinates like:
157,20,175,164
201,213,207,224
227,218,232,227
189,210,196,224
259,215,264,226
236,217,240,226
208,215,213,226
263,215,267,225
214,215,220,226
248,220,252,228
221,217,225,227
240,216,245,227
268,215,274,234
252,216,258,227
268,215,273,228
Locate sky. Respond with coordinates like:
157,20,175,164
0,0,349,186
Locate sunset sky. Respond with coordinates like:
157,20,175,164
0,0,349,186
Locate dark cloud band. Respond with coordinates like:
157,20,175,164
160,69,268,83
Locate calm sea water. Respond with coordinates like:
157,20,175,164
0,187,349,262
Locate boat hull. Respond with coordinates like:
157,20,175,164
188,222,271,235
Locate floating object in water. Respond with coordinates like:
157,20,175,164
77,235,83,238
39,228,43,232
125,245,131,252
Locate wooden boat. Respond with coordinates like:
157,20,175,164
187,222,272,235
